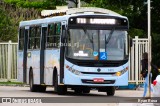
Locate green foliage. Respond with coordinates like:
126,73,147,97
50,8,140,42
0,0,67,42
0,9,17,41
1,0,160,65
129,28,146,38
4,0,66,9
152,33,160,65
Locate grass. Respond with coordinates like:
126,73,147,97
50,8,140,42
0,81,23,85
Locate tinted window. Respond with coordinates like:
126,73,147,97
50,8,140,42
28,26,41,50
46,23,61,48
19,28,25,50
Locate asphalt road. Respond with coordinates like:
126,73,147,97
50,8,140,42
0,86,144,97
0,86,157,106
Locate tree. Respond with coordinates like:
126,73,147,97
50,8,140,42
82,0,160,64
0,9,17,41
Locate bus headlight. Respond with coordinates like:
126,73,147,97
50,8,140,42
113,67,128,76
66,65,81,75
115,72,121,76
73,69,81,75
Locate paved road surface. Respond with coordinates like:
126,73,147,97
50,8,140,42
0,86,158,106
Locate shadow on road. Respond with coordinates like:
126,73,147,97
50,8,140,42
23,88,123,97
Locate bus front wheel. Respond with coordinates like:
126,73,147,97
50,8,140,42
57,85,67,95
53,74,58,92
83,88,90,94
106,86,115,96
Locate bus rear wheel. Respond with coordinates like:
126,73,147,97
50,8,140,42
106,86,115,96
29,72,38,92
38,85,46,92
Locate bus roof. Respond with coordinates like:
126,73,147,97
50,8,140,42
19,13,128,27
41,7,121,17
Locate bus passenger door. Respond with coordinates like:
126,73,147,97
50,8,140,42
40,24,48,84
23,26,29,83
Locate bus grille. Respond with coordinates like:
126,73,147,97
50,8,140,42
81,79,115,84
81,72,115,75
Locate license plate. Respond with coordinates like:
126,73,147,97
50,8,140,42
93,78,104,82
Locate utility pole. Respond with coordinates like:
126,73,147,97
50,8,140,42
78,0,80,8
68,0,80,8
147,0,151,98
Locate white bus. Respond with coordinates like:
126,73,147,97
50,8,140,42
18,8,130,96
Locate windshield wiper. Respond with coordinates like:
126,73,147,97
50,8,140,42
105,28,115,46
84,30,94,50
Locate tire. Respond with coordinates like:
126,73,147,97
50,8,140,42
57,85,67,95
74,89,83,94
29,71,38,92
106,86,115,96
54,74,58,92
38,85,46,92
83,88,90,94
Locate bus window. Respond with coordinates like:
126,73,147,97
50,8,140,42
56,23,61,35
19,28,25,50
28,26,41,50
46,23,60,48
28,27,35,50
35,26,41,49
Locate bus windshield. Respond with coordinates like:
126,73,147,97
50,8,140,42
66,29,127,61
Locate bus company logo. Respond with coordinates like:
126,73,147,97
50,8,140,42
2,98,11,103
97,68,101,72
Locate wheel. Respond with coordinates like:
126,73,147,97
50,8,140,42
74,89,83,94
38,85,46,92
106,86,115,96
83,88,90,93
29,71,38,92
53,74,58,92
57,85,67,95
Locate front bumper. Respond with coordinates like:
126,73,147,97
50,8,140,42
64,70,128,86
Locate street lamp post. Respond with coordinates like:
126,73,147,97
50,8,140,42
78,0,80,8
68,0,80,8
147,0,151,98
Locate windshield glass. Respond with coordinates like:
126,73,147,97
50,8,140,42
66,29,127,61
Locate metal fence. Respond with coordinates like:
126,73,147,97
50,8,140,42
0,41,18,82
0,37,149,84
129,36,148,84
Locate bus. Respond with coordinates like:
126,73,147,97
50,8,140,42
18,7,130,96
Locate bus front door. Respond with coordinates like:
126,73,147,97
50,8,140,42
40,24,47,84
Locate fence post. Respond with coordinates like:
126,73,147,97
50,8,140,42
135,36,139,85
7,40,12,81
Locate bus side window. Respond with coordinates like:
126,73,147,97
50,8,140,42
19,28,25,50
35,26,41,49
46,23,60,48
28,27,35,50
28,26,41,50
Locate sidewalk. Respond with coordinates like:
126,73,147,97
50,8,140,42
117,86,159,106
